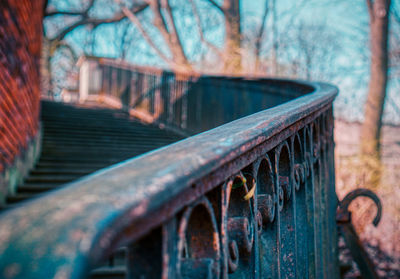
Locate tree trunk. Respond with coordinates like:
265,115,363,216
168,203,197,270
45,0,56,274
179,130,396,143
270,0,277,75
360,0,391,158
150,0,192,72
40,37,52,98
223,0,241,74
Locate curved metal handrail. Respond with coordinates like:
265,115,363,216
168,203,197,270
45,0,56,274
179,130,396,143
0,79,337,279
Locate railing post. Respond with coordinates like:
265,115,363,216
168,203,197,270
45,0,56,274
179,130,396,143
79,60,89,103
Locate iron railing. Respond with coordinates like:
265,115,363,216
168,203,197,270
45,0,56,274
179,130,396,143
0,66,338,278
91,58,313,135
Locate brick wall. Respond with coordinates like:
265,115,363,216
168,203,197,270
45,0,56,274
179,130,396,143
0,0,44,173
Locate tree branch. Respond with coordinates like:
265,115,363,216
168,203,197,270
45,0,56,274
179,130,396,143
54,41,78,61
255,0,270,68
162,0,180,42
46,10,87,16
50,3,148,41
115,0,177,68
162,0,188,63
43,0,49,14
145,0,190,67
391,4,400,23
120,23,131,59
189,0,225,61
46,0,95,17
366,0,374,20
150,0,174,48
205,0,224,13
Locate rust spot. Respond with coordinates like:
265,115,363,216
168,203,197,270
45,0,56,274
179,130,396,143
4,263,21,278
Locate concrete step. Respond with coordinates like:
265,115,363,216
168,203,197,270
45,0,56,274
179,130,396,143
36,162,109,169
25,174,81,184
3,100,182,209
90,267,126,279
42,138,178,147
6,193,34,204
38,157,126,164
18,184,62,193
30,168,97,175
42,133,178,142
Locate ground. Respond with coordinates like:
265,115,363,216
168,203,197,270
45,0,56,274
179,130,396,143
335,119,400,278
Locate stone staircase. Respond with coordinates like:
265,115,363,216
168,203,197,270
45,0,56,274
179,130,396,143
3,100,183,278
6,101,182,206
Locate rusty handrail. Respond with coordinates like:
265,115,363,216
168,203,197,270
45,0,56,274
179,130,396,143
0,75,338,278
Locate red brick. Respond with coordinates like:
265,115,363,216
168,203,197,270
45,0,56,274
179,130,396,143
0,0,43,171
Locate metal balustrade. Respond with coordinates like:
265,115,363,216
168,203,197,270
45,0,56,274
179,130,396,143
83,57,313,135
0,64,339,278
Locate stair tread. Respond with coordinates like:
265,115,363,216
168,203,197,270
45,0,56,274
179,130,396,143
90,266,127,279
3,100,181,207
21,181,65,187
18,184,64,193
31,168,97,175
7,194,35,203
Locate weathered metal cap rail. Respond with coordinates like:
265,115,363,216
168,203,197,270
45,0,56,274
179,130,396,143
0,77,338,278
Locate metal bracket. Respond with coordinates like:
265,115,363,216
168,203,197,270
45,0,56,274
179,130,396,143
336,188,382,279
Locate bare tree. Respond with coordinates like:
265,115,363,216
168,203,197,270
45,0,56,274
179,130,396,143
222,0,242,73
116,0,243,73
44,1,148,42
360,0,391,158
115,0,193,71
42,0,149,96
253,0,270,72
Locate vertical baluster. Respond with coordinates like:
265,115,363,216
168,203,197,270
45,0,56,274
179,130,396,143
129,72,135,109
177,78,182,128
166,74,173,125
150,74,155,115
161,217,179,279
292,132,308,279
138,73,143,109
178,79,183,129
195,78,203,132
303,126,316,279
177,198,220,279
101,65,107,95
276,142,296,279
256,155,279,279
318,114,333,278
181,79,188,130
111,66,117,98
311,119,324,279
127,227,163,278
222,174,256,278
155,73,161,119
171,75,178,127
119,68,124,100
324,110,340,278
116,67,122,98
319,115,329,278
123,70,131,111
330,110,340,278
159,72,168,124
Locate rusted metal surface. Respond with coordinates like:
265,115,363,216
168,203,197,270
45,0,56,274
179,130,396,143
337,189,382,279
0,73,338,278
